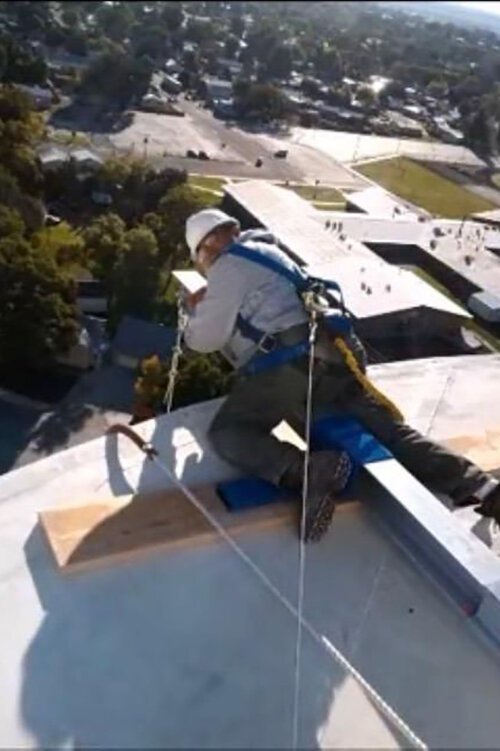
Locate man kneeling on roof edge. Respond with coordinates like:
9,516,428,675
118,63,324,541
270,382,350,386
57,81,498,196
182,208,500,543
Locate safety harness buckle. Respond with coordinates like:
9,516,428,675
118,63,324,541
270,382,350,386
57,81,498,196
257,333,277,354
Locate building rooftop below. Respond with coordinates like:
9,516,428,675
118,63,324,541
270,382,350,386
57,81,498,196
472,208,500,225
308,209,500,303
225,180,376,265
112,316,176,363
224,181,471,321
306,256,469,321
343,185,429,220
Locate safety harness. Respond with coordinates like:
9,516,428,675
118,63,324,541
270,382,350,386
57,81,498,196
226,241,404,423
228,242,352,376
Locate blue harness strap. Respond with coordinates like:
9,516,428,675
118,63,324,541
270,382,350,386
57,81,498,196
228,242,310,292
226,242,350,376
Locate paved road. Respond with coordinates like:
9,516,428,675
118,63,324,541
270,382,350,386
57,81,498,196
105,97,369,189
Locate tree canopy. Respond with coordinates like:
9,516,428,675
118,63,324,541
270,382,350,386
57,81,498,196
0,233,79,369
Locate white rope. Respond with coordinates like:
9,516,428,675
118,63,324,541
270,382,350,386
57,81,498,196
142,448,427,750
292,312,318,749
152,295,427,749
163,296,188,413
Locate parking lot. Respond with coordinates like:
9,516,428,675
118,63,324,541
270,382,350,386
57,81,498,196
54,94,482,190
108,97,369,189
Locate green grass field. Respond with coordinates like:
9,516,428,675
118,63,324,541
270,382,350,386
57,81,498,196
312,201,346,211
49,129,90,147
279,183,344,202
188,175,227,193
357,157,497,219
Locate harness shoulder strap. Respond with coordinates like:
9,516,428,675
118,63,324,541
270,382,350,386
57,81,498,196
227,242,343,297
227,242,309,291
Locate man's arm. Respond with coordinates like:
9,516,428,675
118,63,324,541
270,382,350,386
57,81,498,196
183,256,247,353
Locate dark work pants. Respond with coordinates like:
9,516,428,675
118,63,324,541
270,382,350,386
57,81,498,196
208,355,488,504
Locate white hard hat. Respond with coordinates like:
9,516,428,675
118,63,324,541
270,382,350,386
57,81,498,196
185,208,239,260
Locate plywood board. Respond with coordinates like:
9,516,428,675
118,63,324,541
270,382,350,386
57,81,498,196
39,485,301,574
445,430,500,473
39,430,500,575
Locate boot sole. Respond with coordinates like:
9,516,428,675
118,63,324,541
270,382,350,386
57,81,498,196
303,491,337,543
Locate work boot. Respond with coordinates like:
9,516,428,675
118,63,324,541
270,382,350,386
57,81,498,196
474,482,500,524
281,450,354,543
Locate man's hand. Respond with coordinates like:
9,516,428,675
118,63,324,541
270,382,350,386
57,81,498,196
184,287,207,312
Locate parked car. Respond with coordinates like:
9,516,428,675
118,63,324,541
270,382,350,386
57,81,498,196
198,150,210,160
186,149,198,158
274,149,288,159
255,157,263,167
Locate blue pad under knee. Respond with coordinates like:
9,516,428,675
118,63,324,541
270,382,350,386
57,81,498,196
217,417,392,512
311,415,392,464
217,477,293,512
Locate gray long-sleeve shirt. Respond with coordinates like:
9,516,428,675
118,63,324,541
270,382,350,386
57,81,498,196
183,233,307,369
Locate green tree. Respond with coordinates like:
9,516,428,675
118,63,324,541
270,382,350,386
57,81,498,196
0,205,24,237
83,213,127,288
184,18,214,45
65,28,88,57
95,2,134,43
0,85,44,196
427,79,448,99
61,5,80,28
31,222,86,273
133,349,231,414
265,44,293,81
236,83,287,122
109,225,163,330
0,234,79,369
133,25,167,60
224,34,240,60
172,351,231,409
80,49,153,106
356,85,376,107
230,15,245,38
0,44,7,80
147,183,213,266
161,2,183,33
0,166,44,231
134,354,169,414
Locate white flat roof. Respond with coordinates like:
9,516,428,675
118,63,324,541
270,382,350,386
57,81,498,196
345,185,428,219
225,180,373,265
225,182,469,318
309,211,500,298
2,356,500,747
307,256,469,320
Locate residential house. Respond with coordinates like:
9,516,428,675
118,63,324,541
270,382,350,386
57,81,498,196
38,146,68,172
165,59,182,75
70,148,103,176
76,279,108,315
56,315,108,371
112,316,176,370
203,77,233,105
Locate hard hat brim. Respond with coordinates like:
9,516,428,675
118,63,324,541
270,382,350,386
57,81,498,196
193,219,239,256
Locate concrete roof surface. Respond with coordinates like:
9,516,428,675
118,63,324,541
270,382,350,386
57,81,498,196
306,257,470,319
2,356,500,747
226,182,471,317
225,180,373,265
306,207,500,298
344,185,428,219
